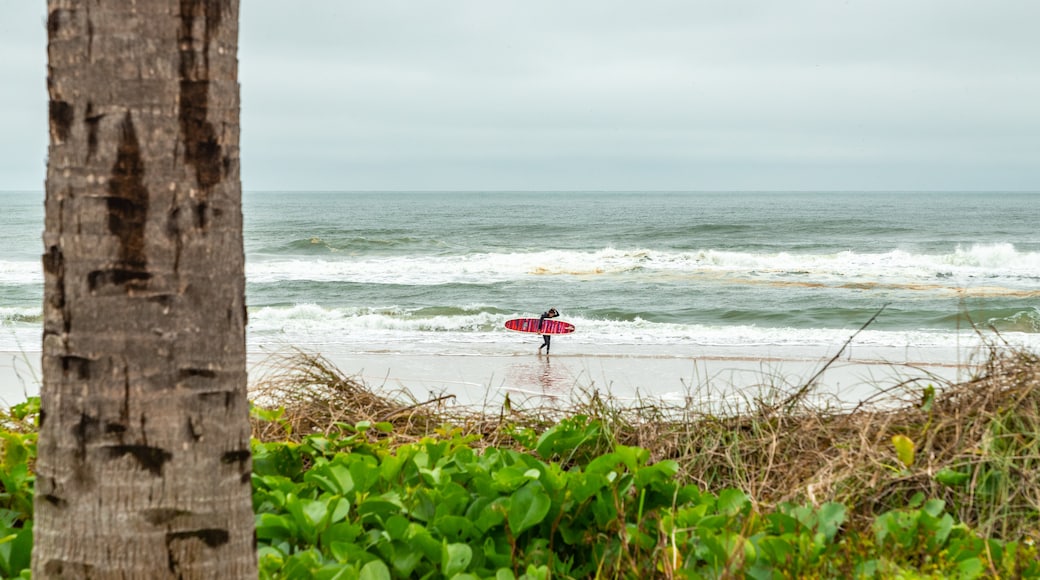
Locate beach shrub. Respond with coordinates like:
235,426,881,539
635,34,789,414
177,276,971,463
0,405,1036,578
249,417,1040,579
3,341,1040,578
0,397,36,579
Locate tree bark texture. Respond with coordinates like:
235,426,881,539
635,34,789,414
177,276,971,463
35,1,256,577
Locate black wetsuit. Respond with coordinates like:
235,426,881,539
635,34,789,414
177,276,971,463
537,310,558,353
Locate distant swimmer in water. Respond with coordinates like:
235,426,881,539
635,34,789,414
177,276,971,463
537,307,560,354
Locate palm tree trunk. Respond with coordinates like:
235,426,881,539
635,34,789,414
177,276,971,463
34,1,255,577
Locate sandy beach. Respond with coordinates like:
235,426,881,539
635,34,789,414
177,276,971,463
251,343,974,411
3,341,980,413
0,351,38,407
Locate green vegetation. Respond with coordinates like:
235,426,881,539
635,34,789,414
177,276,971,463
0,398,36,579
249,419,1037,579
3,347,1040,578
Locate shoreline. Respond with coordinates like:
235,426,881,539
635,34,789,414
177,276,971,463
252,349,971,411
4,342,980,411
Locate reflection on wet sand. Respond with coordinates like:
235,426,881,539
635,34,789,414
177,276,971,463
501,356,575,399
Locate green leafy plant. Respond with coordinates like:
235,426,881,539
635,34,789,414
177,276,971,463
0,397,36,579
3,369,1040,580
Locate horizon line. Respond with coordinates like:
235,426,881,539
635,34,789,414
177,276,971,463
3,188,1039,194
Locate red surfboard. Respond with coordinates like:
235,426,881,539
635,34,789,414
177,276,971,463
505,318,576,335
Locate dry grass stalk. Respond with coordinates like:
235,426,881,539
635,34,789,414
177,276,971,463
248,349,559,448
249,345,1040,539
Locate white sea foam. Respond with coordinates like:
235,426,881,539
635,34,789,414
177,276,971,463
242,244,1040,290
6,300,1034,354
0,261,42,285
4,244,1037,288
3,242,1037,353
0,306,40,321
239,304,1040,355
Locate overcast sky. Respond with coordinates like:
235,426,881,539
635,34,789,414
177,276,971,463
2,1,1038,191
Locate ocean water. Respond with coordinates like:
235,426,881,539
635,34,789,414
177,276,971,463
2,191,1039,363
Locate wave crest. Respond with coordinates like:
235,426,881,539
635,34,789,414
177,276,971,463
243,244,1040,289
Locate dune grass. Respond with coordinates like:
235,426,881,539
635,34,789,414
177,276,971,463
249,343,1040,543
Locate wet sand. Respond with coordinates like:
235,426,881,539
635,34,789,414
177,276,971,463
0,351,40,408
3,342,979,413
251,348,971,412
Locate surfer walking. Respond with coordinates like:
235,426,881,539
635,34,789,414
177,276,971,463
537,307,560,354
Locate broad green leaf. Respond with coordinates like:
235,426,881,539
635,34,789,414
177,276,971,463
853,559,879,578
716,488,749,517
442,542,473,577
408,524,443,561
280,549,324,579
384,515,411,541
957,557,985,579
419,466,444,487
585,452,621,476
329,538,376,566
474,498,508,532
746,564,775,580
304,436,332,455
907,492,926,508
0,510,19,529
697,515,731,532
534,415,596,458
567,471,609,504
764,511,801,535
929,513,956,549
0,434,28,468
315,565,355,580
410,488,437,522
613,445,648,471
434,482,472,518
348,455,381,493
306,463,354,496
758,536,795,562
252,443,303,478
493,465,536,492
357,498,403,521
786,504,816,529
0,523,31,577
922,498,946,518
391,548,423,577
508,483,552,535
892,435,915,468
360,559,391,580
320,521,363,548
328,497,351,524
816,502,846,541
256,545,286,567
699,531,739,566
301,499,329,527
935,467,971,487
633,460,678,489
255,513,295,541
380,453,406,483
434,515,476,541
482,535,513,569
673,502,710,527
